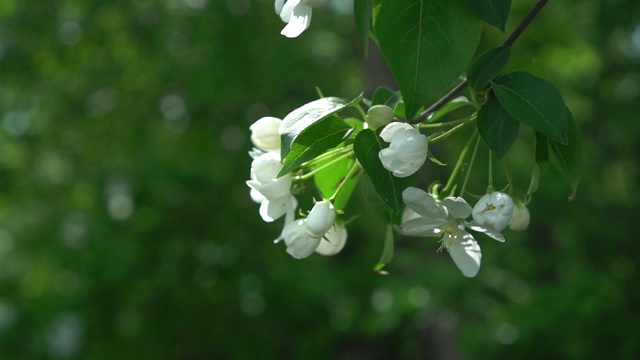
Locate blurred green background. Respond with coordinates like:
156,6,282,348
0,0,639,359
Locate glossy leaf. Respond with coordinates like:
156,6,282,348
467,46,511,91
280,95,362,159
493,72,568,144
314,155,361,212
427,97,475,123
477,96,520,158
374,0,480,120
279,117,353,176
353,129,416,213
460,0,511,31
371,86,401,108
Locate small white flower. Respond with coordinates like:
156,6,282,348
378,122,428,178
472,192,514,232
246,152,294,222
315,224,347,256
508,202,530,231
398,187,506,278
306,200,335,237
275,0,328,38
281,219,322,259
250,117,281,152
365,105,395,129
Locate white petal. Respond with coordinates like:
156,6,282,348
280,3,312,38
379,122,413,142
283,219,321,259
279,0,300,22
250,188,266,204
472,192,514,231
315,225,347,256
466,222,505,242
447,233,481,278
306,200,335,237
402,187,446,218
259,195,297,223
396,218,446,237
443,197,472,219
509,203,530,231
275,0,285,15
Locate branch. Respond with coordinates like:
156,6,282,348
410,0,549,124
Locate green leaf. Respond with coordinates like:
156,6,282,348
460,0,511,31
313,155,361,212
493,72,568,144
427,97,476,123
535,131,550,174
477,96,520,158
280,95,362,160
467,46,511,91
354,0,374,57
374,0,480,120
549,110,583,201
371,86,401,108
353,129,416,212
374,225,395,272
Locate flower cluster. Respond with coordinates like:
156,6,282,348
399,188,515,277
275,0,329,38
246,116,347,259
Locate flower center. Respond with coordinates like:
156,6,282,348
437,218,463,252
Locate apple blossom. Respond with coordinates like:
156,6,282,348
472,192,514,232
365,104,395,129
275,0,329,38
281,219,322,259
315,224,347,256
508,202,530,231
246,152,295,222
250,116,281,152
378,122,428,178
306,200,335,237
398,187,506,277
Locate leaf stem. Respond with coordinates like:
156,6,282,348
442,132,477,196
427,116,475,144
460,133,481,197
330,161,361,201
295,152,353,182
410,0,550,124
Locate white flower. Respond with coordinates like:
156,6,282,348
281,219,322,259
315,224,347,256
246,152,294,222
275,0,328,38
508,202,530,231
365,105,395,129
378,122,428,178
398,187,506,278
250,117,281,152
306,200,335,237
472,192,514,232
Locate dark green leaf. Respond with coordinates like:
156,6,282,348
427,98,476,123
550,109,583,200
353,129,416,212
477,96,520,158
354,0,374,57
314,155,361,212
374,0,480,120
371,86,401,108
493,72,568,144
279,117,353,176
467,46,511,90
460,0,511,31
280,95,362,159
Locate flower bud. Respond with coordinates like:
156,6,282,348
508,202,530,231
378,122,428,178
306,200,336,238
283,219,321,259
315,224,347,256
365,105,395,129
246,152,291,200
250,117,281,152
472,192,514,232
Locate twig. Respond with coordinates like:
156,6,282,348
410,0,549,124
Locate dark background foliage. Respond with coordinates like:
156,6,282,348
0,0,638,359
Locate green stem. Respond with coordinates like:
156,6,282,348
301,144,353,167
428,116,475,144
460,132,480,197
417,117,469,129
330,162,361,201
442,133,477,196
295,152,353,182
487,151,494,192
354,103,367,120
